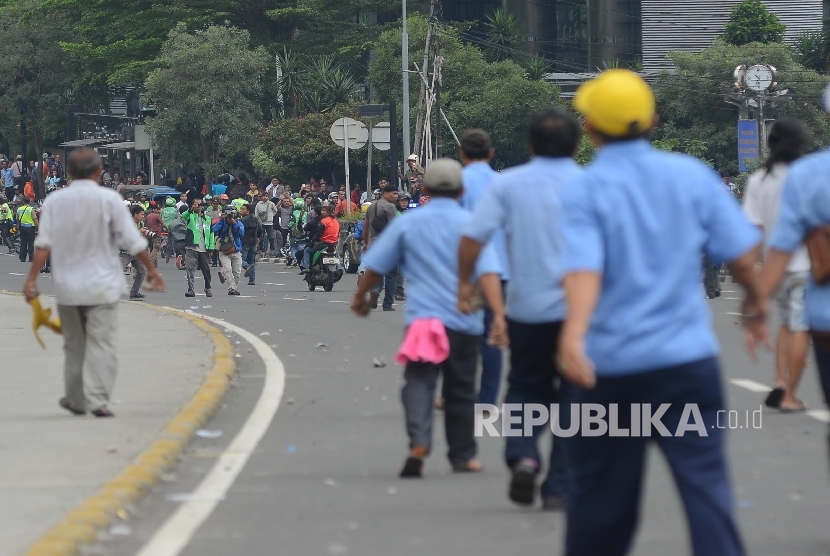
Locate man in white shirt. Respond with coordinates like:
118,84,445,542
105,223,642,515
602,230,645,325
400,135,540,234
743,116,810,412
22,149,166,418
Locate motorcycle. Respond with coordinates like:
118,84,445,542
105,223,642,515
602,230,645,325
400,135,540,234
303,243,343,292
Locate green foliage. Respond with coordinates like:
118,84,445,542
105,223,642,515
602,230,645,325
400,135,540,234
792,31,828,74
253,103,369,185
575,133,596,166
525,57,550,81
722,0,786,46
369,14,564,170
653,41,830,175
0,0,72,160
483,9,520,63
143,24,269,175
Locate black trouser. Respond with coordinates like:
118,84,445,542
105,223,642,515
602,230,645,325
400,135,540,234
401,328,479,465
4,186,14,201
504,319,571,498
702,253,720,297
19,226,35,261
185,249,212,292
0,222,11,251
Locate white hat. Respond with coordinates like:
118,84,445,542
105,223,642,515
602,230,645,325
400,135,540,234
406,154,419,163
423,159,463,192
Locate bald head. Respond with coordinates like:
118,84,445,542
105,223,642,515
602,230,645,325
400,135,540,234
67,148,103,180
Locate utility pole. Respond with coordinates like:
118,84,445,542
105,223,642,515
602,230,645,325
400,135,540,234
401,0,410,165
412,0,435,162
434,28,442,159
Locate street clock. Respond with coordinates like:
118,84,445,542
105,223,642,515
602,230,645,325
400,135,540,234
743,64,777,92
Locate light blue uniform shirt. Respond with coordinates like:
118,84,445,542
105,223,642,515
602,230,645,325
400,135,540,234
463,157,583,324
560,140,760,375
770,149,830,331
363,198,501,336
460,162,510,281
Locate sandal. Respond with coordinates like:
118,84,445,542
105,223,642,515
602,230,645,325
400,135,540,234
452,460,484,473
780,400,809,413
91,406,115,418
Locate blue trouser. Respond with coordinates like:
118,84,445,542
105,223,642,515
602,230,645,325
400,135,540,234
371,266,398,309
564,357,744,556
477,308,504,406
241,245,256,282
503,319,571,498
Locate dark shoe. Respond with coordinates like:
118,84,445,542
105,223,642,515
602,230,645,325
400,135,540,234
383,307,396,312
509,459,538,506
228,289,235,296
205,289,212,297
369,291,379,309
185,289,196,298
244,265,254,278
248,281,255,286
43,267,50,273
452,460,484,473
129,293,145,301
218,271,226,284
399,446,428,478
298,269,307,275
395,293,406,301
92,406,115,418
541,495,566,511
715,290,722,297
59,397,86,416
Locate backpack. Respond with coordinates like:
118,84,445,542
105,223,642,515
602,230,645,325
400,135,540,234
370,201,389,234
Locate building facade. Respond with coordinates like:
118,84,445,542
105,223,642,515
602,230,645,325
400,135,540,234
442,0,824,72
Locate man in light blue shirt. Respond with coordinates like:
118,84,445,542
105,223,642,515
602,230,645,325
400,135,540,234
458,129,509,409
560,69,763,556
755,94,830,462
352,159,505,479
459,109,583,510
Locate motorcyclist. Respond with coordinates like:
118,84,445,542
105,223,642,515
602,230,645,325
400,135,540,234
300,204,341,277
297,202,323,274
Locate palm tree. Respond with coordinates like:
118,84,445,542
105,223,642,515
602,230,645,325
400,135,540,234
275,47,305,117
484,9,520,63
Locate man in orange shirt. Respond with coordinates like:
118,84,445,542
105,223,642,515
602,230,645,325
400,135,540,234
320,204,340,245
334,191,357,217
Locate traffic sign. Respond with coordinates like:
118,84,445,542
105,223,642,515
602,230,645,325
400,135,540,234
371,122,391,151
330,118,368,149
358,104,388,118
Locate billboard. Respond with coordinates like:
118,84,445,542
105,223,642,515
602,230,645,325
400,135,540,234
738,120,759,172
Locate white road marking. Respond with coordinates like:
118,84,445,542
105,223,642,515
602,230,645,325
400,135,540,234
263,283,285,286
137,312,286,556
729,379,771,393
9,272,24,276
807,410,830,423
328,300,349,304
725,312,743,317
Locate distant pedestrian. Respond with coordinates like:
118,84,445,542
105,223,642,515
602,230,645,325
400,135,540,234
22,148,165,417
742,116,810,411
16,196,38,262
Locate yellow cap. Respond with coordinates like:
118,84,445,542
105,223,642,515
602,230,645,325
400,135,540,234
573,69,656,137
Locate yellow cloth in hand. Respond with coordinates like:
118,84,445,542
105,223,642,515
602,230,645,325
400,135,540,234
31,297,62,349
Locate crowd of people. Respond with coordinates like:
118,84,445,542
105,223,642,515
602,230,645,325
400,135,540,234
11,67,830,555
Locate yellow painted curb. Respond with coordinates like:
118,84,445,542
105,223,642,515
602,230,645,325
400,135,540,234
24,303,236,556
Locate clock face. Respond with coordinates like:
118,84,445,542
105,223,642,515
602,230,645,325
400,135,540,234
745,65,774,92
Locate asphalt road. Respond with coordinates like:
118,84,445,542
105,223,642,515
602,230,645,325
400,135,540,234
2,252,829,556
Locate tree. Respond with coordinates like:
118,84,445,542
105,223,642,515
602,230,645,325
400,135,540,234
483,9,520,63
0,1,72,195
143,24,269,175
722,0,785,46
792,31,828,74
252,103,369,185
653,41,830,175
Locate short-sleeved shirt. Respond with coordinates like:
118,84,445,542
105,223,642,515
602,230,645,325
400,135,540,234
363,198,501,335
770,148,830,331
743,163,810,273
460,161,510,282
560,140,760,375
463,157,583,323
366,198,397,242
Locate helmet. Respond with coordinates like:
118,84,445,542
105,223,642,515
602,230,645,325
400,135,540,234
361,202,371,213
294,199,304,210
219,194,229,201
373,189,381,196
203,194,213,201
328,192,338,201
165,197,176,207
223,204,236,213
